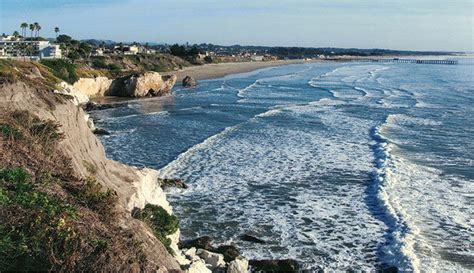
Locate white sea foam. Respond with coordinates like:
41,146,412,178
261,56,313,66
373,115,474,272
237,80,261,98
309,65,391,101
386,114,442,126
102,110,169,123
158,125,240,178
163,105,388,270
308,98,346,106
255,108,284,118
371,120,421,272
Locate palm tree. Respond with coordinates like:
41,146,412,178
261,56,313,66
54,27,60,40
28,24,35,56
20,22,28,38
12,31,20,39
29,24,35,40
36,25,42,38
33,22,39,38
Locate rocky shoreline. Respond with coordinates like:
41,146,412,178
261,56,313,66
80,91,306,273
54,71,178,104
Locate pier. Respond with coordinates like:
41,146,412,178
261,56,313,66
357,58,458,65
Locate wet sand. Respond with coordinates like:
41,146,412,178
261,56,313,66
165,60,315,82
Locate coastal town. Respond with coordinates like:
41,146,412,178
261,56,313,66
1,22,452,65
0,22,282,63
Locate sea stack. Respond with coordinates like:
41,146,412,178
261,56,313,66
107,72,177,97
183,76,197,87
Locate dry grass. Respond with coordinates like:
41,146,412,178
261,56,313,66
0,59,60,89
0,110,155,271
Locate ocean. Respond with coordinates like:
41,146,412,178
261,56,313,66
90,59,473,271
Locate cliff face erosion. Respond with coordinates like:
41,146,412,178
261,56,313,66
0,60,253,273
0,61,180,271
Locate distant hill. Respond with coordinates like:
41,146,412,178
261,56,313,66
196,43,454,57
81,39,116,46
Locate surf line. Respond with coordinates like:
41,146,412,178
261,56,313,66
370,116,421,272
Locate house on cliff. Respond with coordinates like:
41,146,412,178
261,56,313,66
0,38,62,59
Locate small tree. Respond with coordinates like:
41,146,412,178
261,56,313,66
67,51,80,63
54,27,60,40
56,34,72,44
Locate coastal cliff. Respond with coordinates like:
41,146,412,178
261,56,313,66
0,60,251,272
56,72,177,102
0,61,182,271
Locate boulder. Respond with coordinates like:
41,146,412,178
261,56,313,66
187,259,212,273
93,128,110,135
107,72,177,98
183,76,197,87
214,245,240,263
249,259,300,272
240,234,266,244
183,247,198,260
160,178,189,190
82,101,126,111
196,249,226,268
180,236,214,251
227,257,249,273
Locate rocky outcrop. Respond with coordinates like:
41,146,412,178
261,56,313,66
249,259,300,272
215,245,240,262
178,236,248,273
227,257,249,273
73,76,113,97
182,76,197,87
180,236,214,251
240,234,266,244
54,81,90,105
160,178,189,190
196,249,226,268
107,72,177,98
55,72,177,103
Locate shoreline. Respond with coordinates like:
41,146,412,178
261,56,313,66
91,59,315,104
164,59,315,82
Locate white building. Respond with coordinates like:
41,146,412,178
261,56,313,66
40,44,62,59
0,35,17,41
92,48,104,56
0,40,62,59
114,45,140,55
250,55,264,62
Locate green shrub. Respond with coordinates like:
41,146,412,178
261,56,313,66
77,177,116,218
0,124,22,140
92,58,108,69
107,63,120,72
132,204,179,255
40,59,78,84
0,168,76,271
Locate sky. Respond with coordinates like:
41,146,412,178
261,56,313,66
1,0,473,52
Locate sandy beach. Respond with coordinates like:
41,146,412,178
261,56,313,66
166,59,314,82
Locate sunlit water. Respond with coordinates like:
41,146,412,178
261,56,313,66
91,59,474,271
